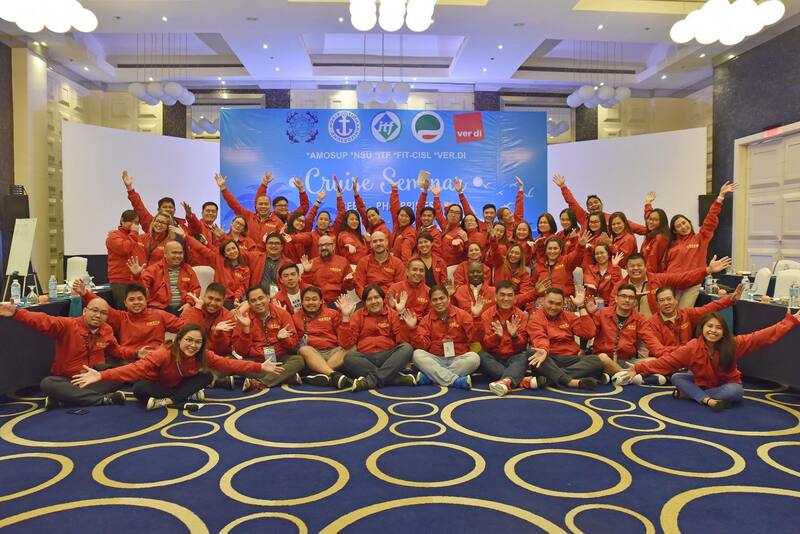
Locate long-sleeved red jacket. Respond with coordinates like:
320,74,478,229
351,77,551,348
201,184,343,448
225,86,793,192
181,305,234,355
665,199,721,271
387,279,431,318
590,306,646,360
106,228,147,284
639,296,734,358
527,308,597,356
221,188,284,249
609,268,708,315
301,254,354,303
452,282,496,313
408,306,479,356
292,306,342,351
184,235,249,301
354,254,405,296
231,303,298,361
140,260,200,310
479,306,529,359
338,306,408,353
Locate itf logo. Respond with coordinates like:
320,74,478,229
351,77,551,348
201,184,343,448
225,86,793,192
328,111,361,143
412,111,444,143
371,111,402,143
453,112,485,144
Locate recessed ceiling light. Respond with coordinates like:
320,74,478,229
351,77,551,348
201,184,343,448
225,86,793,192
275,67,280,72
217,76,222,80
338,17,344,22
83,66,89,71
33,41,39,46
40,41,47,46
593,85,598,90
148,77,154,81
263,44,269,49
597,24,604,30
221,80,226,85
413,77,417,81
482,67,487,72
161,16,168,22
728,54,736,59
699,53,706,58
599,82,604,86
498,44,503,50
410,84,414,89
661,74,667,79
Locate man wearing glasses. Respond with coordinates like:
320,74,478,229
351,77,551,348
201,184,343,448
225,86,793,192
300,235,354,307
0,298,139,409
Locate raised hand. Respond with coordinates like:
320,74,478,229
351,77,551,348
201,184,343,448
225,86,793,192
490,320,504,337
186,292,202,309
535,278,552,294
181,201,194,218
72,278,86,296
717,181,738,199
470,294,485,318
585,296,599,314
316,190,327,203
453,178,464,193
527,348,547,368
277,326,293,340
599,232,611,244
552,174,566,187
344,271,354,281
300,254,313,272
235,303,251,329
213,319,237,333
431,183,441,196
731,283,744,303
262,171,274,186
261,360,283,374
345,243,357,254
214,173,227,190
212,224,225,239
515,176,524,191
506,314,522,337
422,175,431,191
71,365,102,388
400,308,417,329
273,300,287,311
352,176,359,194
577,230,589,248
336,294,357,318
333,175,342,194
645,191,657,204
0,302,17,317
170,225,185,237
707,255,732,274
279,230,292,243
570,287,586,309
122,170,134,191
445,278,456,296
291,177,304,190
127,257,144,276
389,180,399,189
395,291,409,313
611,251,625,268
136,345,153,359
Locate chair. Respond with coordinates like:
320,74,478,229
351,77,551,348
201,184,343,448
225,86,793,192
773,269,800,299
774,259,800,273
753,267,772,296
192,266,215,297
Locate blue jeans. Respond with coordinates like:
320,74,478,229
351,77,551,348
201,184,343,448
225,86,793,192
670,371,744,404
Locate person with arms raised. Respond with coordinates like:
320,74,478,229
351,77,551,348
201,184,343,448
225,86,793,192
353,176,390,237
254,173,310,225
622,308,800,411
183,200,220,247
216,172,284,248
388,182,417,262
106,209,146,308
121,170,185,231
414,176,444,254
640,192,669,273
552,174,646,234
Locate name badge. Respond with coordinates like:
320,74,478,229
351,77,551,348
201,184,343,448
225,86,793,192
443,340,455,358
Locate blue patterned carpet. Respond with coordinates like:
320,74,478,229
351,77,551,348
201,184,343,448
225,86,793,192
1,377,800,533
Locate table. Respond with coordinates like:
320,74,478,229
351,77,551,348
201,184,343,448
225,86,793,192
697,293,799,387
0,288,113,396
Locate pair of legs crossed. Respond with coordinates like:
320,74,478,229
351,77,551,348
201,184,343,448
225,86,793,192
414,350,479,386
343,343,413,388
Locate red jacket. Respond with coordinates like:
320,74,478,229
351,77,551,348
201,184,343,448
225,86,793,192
434,195,467,266
532,246,584,297
611,232,638,268
127,189,187,232
242,251,294,289
221,188,284,249
556,229,579,256
609,268,707,315
583,260,623,304
231,303,299,361
461,190,524,238
338,306,407,353
181,305,234,355
256,182,310,223
452,283,496,313
82,291,181,359
527,308,597,356
139,231,171,266
635,313,799,387
479,306,529,359
186,213,219,248
283,232,314,264
641,233,668,273
11,309,130,377
354,254,406,297
354,191,389,237
409,306,479,356
666,199,721,271
559,185,646,234
415,190,444,255
140,260,200,310
337,231,370,266
301,254,354,303
100,345,261,388
387,279,431,318
389,188,417,262
273,284,307,314
640,297,734,358
417,254,448,287
293,306,341,350
106,228,147,284
453,261,491,288
185,235,249,301
590,306,646,360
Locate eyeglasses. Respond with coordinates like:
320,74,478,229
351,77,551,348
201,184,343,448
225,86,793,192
86,307,109,316
617,294,637,301
182,337,203,345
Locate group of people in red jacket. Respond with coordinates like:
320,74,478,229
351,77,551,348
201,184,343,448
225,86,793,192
2,170,798,414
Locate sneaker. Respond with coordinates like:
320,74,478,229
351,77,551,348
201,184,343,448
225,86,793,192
520,376,546,389
393,374,417,387
612,371,644,386
184,402,201,412
416,372,434,386
331,372,353,389
304,374,331,387
452,375,472,390
44,396,60,410
578,377,598,390
644,374,667,386
146,397,171,411
242,378,266,392
292,373,302,385
188,389,205,402
599,373,611,385
102,391,126,406
351,377,371,393
221,376,235,390
489,378,513,397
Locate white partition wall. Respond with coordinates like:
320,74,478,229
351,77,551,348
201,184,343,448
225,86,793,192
547,127,707,230
62,122,220,255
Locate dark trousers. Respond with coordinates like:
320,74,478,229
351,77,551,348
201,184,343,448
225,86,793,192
343,343,413,388
110,283,128,310
534,355,603,387
478,350,529,387
258,354,305,387
132,373,213,403
40,376,125,406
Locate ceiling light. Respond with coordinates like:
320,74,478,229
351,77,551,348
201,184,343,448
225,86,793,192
339,17,344,22
597,24,604,30
221,80,226,85
670,0,785,46
482,67,487,72
413,77,417,81
161,16,168,22
262,43,268,49
498,44,503,50
83,66,89,71
275,67,280,71
217,76,222,80
40,41,47,46
599,82,605,86
728,54,736,59
148,77,154,81
33,41,39,46
2,1,99,34
699,53,706,58
661,74,667,79
410,84,415,88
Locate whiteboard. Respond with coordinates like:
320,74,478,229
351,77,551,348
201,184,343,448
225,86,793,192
62,122,220,255
5,218,37,276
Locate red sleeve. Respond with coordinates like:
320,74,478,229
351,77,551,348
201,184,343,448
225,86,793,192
653,267,707,290
683,296,734,324
291,189,310,218
159,310,185,333
337,314,360,349
415,190,428,226
304,203,320,231
408,316,431,350
184,234,216,264
186,213,204,236
127,189,153,231
392,258,406,284
185,270,201,305
560,185,587,226
699,199,722,241
232,321,254,357
390,188,400,228
526,314,550,352
458,192,476,219
514,189,524,222
222,188,254,218
354,257,368,297
275,307,299,350
333,195,346,230
433,195,446,230
613,234,638,260
354,192,369,229
733,313,799,359
639,320,670,358
571,313,597,339
564,246,584,272
100,354,159,383
106,231,137,257
207,351,262,374
12,308,70,336
635,341,694,376
629,219,647,236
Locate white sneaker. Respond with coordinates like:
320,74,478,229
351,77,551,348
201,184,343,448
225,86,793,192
146,397,171,411
612,371,644,386
188,389,205,402
489,379,511,397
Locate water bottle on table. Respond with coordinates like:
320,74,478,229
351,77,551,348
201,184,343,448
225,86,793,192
48,275,58,299
10,279,21,305
741,275,752,301
790,282,800,309
703,275,713,294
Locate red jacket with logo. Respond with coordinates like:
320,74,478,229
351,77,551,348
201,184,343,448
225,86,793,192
337,230,370,265
590,306,646,360
415,190,444,255
293,306,342,350
301,254,354,303
181,305,234,355
126,189,187,232
609,268,708,315
184,235,250,301
666,199,721,271
635,313,799,387
387,279,431,318
532,247,584,297
11,309,130,377
479,306,529,359
140,260,200,310
100,345,261,388
231,303,299,361
641,232,668,273
221,188,284,249
640,296,734,358
409,306,479,356
354,191,390,237
106,228,147,284
583,258,623,304
354,254,406,297
434,195,468,266
453,261,491,288
338,306,407,353
452,283,496,313
527,308,597,356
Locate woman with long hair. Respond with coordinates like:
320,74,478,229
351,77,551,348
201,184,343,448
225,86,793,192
462,213,486,250
608,211,638,268
533,212,558,263
178,227,250,307
415,232,448,288
389,185,418,262
71,324,281,410
624,310,800,411
556,208,580,255
492,243,535,307
511,220,536,266
641,205,669,273
532,234,586,302
337,209,369,267
220,215,258,253
140,211,175,267
283,212,315,263
583,243,624,305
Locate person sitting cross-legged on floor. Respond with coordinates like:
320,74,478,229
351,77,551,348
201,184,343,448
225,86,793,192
0,299,138,409
477,280,531,397
526,287,606,390
337,286,415,392
72,324,282,410
294,286,352,390
621,309,800,411
407,285,484,390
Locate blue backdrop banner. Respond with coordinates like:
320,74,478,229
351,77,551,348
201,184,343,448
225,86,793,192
219,108,547,228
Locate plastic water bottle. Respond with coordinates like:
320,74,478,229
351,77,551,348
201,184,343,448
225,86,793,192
48,275,57,299
82,271,91,290
10,279,21,305
790,282,800,309
703,275,713,294
741,275,752,301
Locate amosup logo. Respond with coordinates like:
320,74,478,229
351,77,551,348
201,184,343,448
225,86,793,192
412,111,444,143
328,110,361,143
371,111,402,142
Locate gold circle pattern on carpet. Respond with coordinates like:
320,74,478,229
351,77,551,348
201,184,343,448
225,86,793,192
389,420,447,439
184,402,236,419
621,434,745,478
368,386,448,400
92,442,220,489
0,453,73,503
366,441,485,488
757,441,800,479
0,402,38,418
387,401,439,418
440,395,603,444
504,449,631,498
607,414,666,433
584,397,636,413
219,512,308,534
219,454,349,506
160,421,220,440
566,503,656,534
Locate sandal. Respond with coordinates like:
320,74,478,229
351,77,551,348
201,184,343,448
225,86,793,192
702,397,725,412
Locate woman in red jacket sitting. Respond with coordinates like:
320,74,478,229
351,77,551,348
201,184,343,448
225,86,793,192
623,309,800,411
71,324,281,410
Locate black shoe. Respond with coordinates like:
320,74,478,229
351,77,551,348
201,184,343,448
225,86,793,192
351,377,371,392
304,374,331,387
331,372,353,389
578,377,598,390
102,391,126,406
44,396,60,410
393,374,417,387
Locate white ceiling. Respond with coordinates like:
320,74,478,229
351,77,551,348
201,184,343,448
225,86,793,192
2,0,799,95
